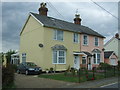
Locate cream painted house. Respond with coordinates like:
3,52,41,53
20,3,105,71
104,33,120,61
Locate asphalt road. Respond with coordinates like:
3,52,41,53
100,82,119,88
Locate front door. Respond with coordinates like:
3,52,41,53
74,56,80,70
88,57,92,70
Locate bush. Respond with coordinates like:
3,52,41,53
2,64,15,89
50,67,53,73
99,63,112,69
11,64,18,72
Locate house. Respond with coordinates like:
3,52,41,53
104,51,118,66
10,52,20,65
104,33,120,59
20,3,105,71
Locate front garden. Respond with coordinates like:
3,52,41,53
38,63,119,83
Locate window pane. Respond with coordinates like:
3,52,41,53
97,54,100,64
59,51,64,56
83,35,88,45
53,30,57,40
95,37,98,46
93,54,96,64
57,30,63,40
74,33,78,43
58,57,65,63
53,51,57,63
82,57,86,64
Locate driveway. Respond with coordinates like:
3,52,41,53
14,73,78,88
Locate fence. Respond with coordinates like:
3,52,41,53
65,66,119,83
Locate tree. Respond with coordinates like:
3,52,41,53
5,50,16,64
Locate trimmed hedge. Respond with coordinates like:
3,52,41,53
2,64,15,89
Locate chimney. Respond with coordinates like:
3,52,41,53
74,14,82,25
115,33,119,39
38,2,48,16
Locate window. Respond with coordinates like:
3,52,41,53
82,56,86,64
53,50,66,64
93,53,101,64
73,33,79,43
95,37,99,46
54,30,63,41
22,53,26,63
83,35,88,45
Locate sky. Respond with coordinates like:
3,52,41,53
1,0,119,53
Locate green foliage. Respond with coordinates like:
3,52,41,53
99,62,112,69
50,67,53,73
5,50,16,64
2,64,15,89
71,68,76,76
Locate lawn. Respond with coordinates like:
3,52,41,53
38,72,105,83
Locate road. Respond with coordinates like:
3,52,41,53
100,82,119,88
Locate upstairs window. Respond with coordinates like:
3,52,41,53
73,33,79,43
54,30,63,41
95,37,99,46
83,35,88,45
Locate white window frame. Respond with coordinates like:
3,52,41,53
93,53,101,64
82,56,87,64
73,33,79,43
22,53,26,63
83,35,88,45
94,37,99,46
52,50,66,64
53,30,63,41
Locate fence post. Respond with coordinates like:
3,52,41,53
104,66,106,78
92,67,95,79
78,68,80,83
114,66,115,76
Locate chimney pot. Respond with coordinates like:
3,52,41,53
74,14,82,25
38,2,48,16
115,33,119,39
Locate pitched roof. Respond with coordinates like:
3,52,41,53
30,12,105,38
104,51,114,58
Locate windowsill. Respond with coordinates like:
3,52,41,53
52,63,66,65
73,42,79,44
53,39,64,42
83,44,88,46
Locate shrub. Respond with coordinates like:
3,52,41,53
50,67,53,73
2,64,15,89
99,63,112,70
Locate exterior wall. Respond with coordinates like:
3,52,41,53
104,38,118,56
104,58,109,64
104,54,118,65
20,15,44,68
109,54,118,65
80,34,104,68
43,27,80,71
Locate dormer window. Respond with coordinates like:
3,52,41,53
53,30,63,41
94,37,99,46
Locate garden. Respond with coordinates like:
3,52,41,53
38,63,119,83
